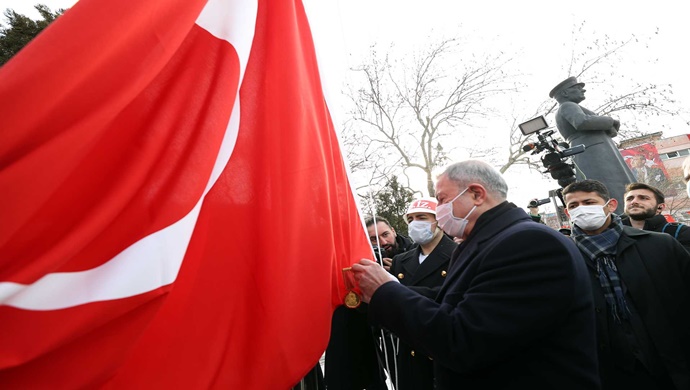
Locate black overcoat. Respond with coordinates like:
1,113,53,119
368,203,601,389
589,227,690,389
386,234,456,390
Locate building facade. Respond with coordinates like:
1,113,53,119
619,133,690,222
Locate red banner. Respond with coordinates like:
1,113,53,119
0,0,370,388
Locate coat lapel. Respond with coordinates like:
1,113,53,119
408,236,453,285
400,249,420,278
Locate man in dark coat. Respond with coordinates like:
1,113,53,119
564,179,690,389
386,197,456,390
352,160,600,389
622,182,690,251
550,77,636,214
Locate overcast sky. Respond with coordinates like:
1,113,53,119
4,0,690,210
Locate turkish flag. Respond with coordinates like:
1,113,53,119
0,0,371,388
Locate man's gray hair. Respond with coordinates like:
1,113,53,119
440,160,508,200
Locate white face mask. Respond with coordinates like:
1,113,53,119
436,188,476,239
686,181,690,198
408,220,436,245
569,200,611,231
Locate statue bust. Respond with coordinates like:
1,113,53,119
550,77,636,213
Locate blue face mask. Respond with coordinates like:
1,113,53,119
408,220,436,245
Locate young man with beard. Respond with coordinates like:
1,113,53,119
366,216,414,271
622,182,690,251
564,179,690,389
386,198,456,390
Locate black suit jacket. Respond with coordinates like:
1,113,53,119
386,234,456,390
368,202,600,389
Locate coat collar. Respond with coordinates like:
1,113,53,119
437,203,530,298
621,214,667,231
463,202,525,246
397,235,454,284
616,225,652,254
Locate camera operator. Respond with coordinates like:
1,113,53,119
526,198,549,224
366,216,415,272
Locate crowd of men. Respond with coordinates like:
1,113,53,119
309,156,690,390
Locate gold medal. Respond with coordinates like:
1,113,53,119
342,267,361,309
344,290,361,309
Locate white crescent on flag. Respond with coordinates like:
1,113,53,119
0,0,257,311
0,0,372,388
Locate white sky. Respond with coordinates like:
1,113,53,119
4,0,690,212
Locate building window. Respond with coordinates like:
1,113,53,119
660,148,690,159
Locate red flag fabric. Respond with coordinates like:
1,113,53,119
0,0,371,388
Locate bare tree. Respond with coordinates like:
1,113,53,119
499,23,683,175
345,37,515,196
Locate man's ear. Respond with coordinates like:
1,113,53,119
607,198,618,213
467,184,488,205
564,208,570,218
657,203,666,214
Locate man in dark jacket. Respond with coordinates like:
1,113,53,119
353,160,600,389
622,182,690,251
564,179,690,389
386,197,456,390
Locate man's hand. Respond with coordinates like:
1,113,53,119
382,257,393,272
352,259,396,303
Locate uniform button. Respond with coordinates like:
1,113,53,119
441,270,447,277
428,356,433,361
398,273,404,279
410,350,415,357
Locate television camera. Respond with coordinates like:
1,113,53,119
518,116,586,231
518,116,585,188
